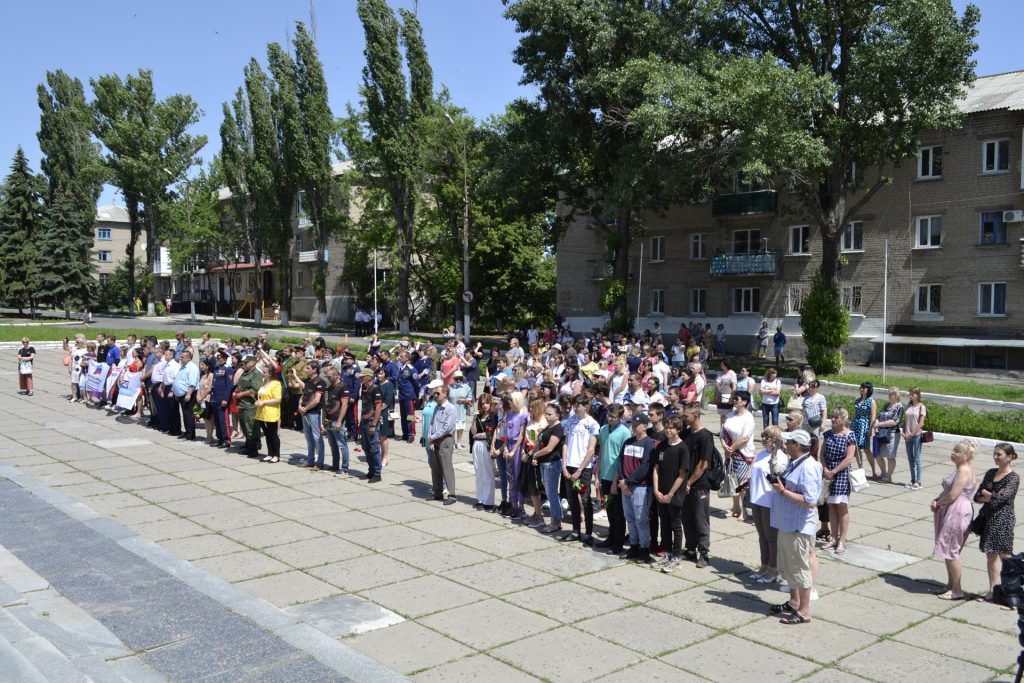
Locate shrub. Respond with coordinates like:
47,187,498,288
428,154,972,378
800,275,849,375
154,302,166,317
825,394,1024,443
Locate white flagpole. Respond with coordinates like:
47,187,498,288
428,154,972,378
373,249,379,335
635,240,644,334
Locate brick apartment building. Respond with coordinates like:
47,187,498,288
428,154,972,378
92,205,144,286
556,70,1024,370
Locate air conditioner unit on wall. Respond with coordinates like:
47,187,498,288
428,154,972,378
1002,210,1024,223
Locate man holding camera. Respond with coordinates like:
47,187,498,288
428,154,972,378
769,429,822,625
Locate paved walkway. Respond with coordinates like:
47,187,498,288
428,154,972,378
0,351,1021,681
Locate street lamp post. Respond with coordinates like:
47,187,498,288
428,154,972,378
445,112,471,345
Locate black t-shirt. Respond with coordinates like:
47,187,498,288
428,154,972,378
361,384,383,420
96,344,109,364
683,427,716,491
302,377,328,410
655,441,690,506
324,383,350,420
647,427,666,445
472,413,498,446
535,422,565,463
18,347,35,360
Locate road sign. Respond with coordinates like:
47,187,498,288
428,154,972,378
462,290,474,303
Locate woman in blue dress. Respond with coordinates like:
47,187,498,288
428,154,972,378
822,408,858,555
851,382,876,475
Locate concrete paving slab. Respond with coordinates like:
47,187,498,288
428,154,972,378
648,584,767,630
92,438,153,449
193,551,293,583
504,580,630,624
892,615,1019,670
845,574,964,615
578,562,693,602
421,598,558,649
361,575,488,619
452,528,556,558
263,536,373,569
579,605,712,657
341,524,440,552
513,544,623,578
492,626,642,681
819,541,921,573
186,506,286,532
157,534,248,561
412,653,541,682
734,613,877,664
284,594,403,637
662,633,819,681
345,620,472,675
406,513,505,539
386,540,495,573
596,658,706,682
235,570,340,608
441,558,557,596
810,589,930,634
222,520,324,549
308,554,425,592
943,597,1019,635
835,638,995,682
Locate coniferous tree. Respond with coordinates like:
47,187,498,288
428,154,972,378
0,148,44,315
37,189,93,314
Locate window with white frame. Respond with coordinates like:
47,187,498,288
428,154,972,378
650,289,665,315
689,288,706,315
916,284,941,314
847,160,863,188
97,228,112,240
789,225,810,254
732,287,760,314
650,236,665,262
689,233,707,260
787,284,807,315
296,270,304,289
733,228,761,255
97,250,112,263
841,284,863,314
841,221,864,252
915,216,942,248
980,211,1007,245
979,282,1007,316
982,139,1010,173
918,145,942,179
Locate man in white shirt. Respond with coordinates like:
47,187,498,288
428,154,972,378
560,395,600,544
161,349,181,436
651,355,670,389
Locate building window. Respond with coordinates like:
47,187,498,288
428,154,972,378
248,274,255,289
650,289,665,315
689,233,707,260
915,216,942,248
979,282,1007,316
841,221,864,252
787,284,807,315
916,284,941,314
98,273,111,286
689,289,706,315
650,236,665,263
234,275,242,291
296,270,304,289
918,145,942,179
847,160,863,188
789,225,810,255
841,284,863,315
97,250,112,263
97,228,112,241
980,211,1007,245
732,287,760,314
733,229,761,255
982,139,1010,173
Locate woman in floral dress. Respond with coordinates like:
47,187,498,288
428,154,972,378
973,443,1019,604
851,382,876,475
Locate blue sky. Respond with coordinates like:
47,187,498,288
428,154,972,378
0,0,1019,205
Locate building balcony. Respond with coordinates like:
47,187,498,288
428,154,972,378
298,249,329,263
711,189,778,216
710,251,777,276
297,215,312,230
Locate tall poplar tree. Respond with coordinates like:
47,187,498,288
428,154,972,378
36,70,105,315
0,149,44,314
345,0,435,335
92,69,206,313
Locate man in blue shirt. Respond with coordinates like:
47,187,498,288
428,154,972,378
396,350,420,443
106,335,122,365
769,429,822,625
210,352,233,447
172,350,201,441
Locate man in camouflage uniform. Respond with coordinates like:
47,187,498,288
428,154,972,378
235,355,263,457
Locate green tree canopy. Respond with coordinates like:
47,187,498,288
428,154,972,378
0,148,44,314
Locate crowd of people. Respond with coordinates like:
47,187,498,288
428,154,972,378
13,321,1017,624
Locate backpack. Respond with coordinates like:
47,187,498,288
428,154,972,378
705,444,726,490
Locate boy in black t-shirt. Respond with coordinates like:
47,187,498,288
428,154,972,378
653,416,690,572
681,404,715,567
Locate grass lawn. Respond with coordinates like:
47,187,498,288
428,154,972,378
818,370,1024,404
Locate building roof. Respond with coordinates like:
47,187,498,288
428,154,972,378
216,160,354,202
871,335,1024,349
959,70,1024,114
95,204,129,223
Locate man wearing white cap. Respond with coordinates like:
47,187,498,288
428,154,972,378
769,429,822,625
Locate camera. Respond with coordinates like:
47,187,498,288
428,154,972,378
765,472,782,485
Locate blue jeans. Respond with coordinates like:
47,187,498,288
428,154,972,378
495,447,509,502
361,421,382,477
762,401,779,428
905,434,923,484
540,460,563,524
303,413,325,467
325,423,349,472
622,484,651,547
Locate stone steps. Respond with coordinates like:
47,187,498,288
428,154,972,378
0,556,166,683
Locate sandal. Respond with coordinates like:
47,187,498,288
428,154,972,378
780,612,810,625
819,540,836,551
834,544,846,555
770,601,795,614
269,457,279,463
936,591,965,601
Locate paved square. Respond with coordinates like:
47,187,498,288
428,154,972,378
1,349,1020,681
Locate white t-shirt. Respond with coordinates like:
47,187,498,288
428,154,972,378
722,410,756,460
71,348,87,381
562,414,600,468
759,378,782,405
671,344,686,363
716,370,737,400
